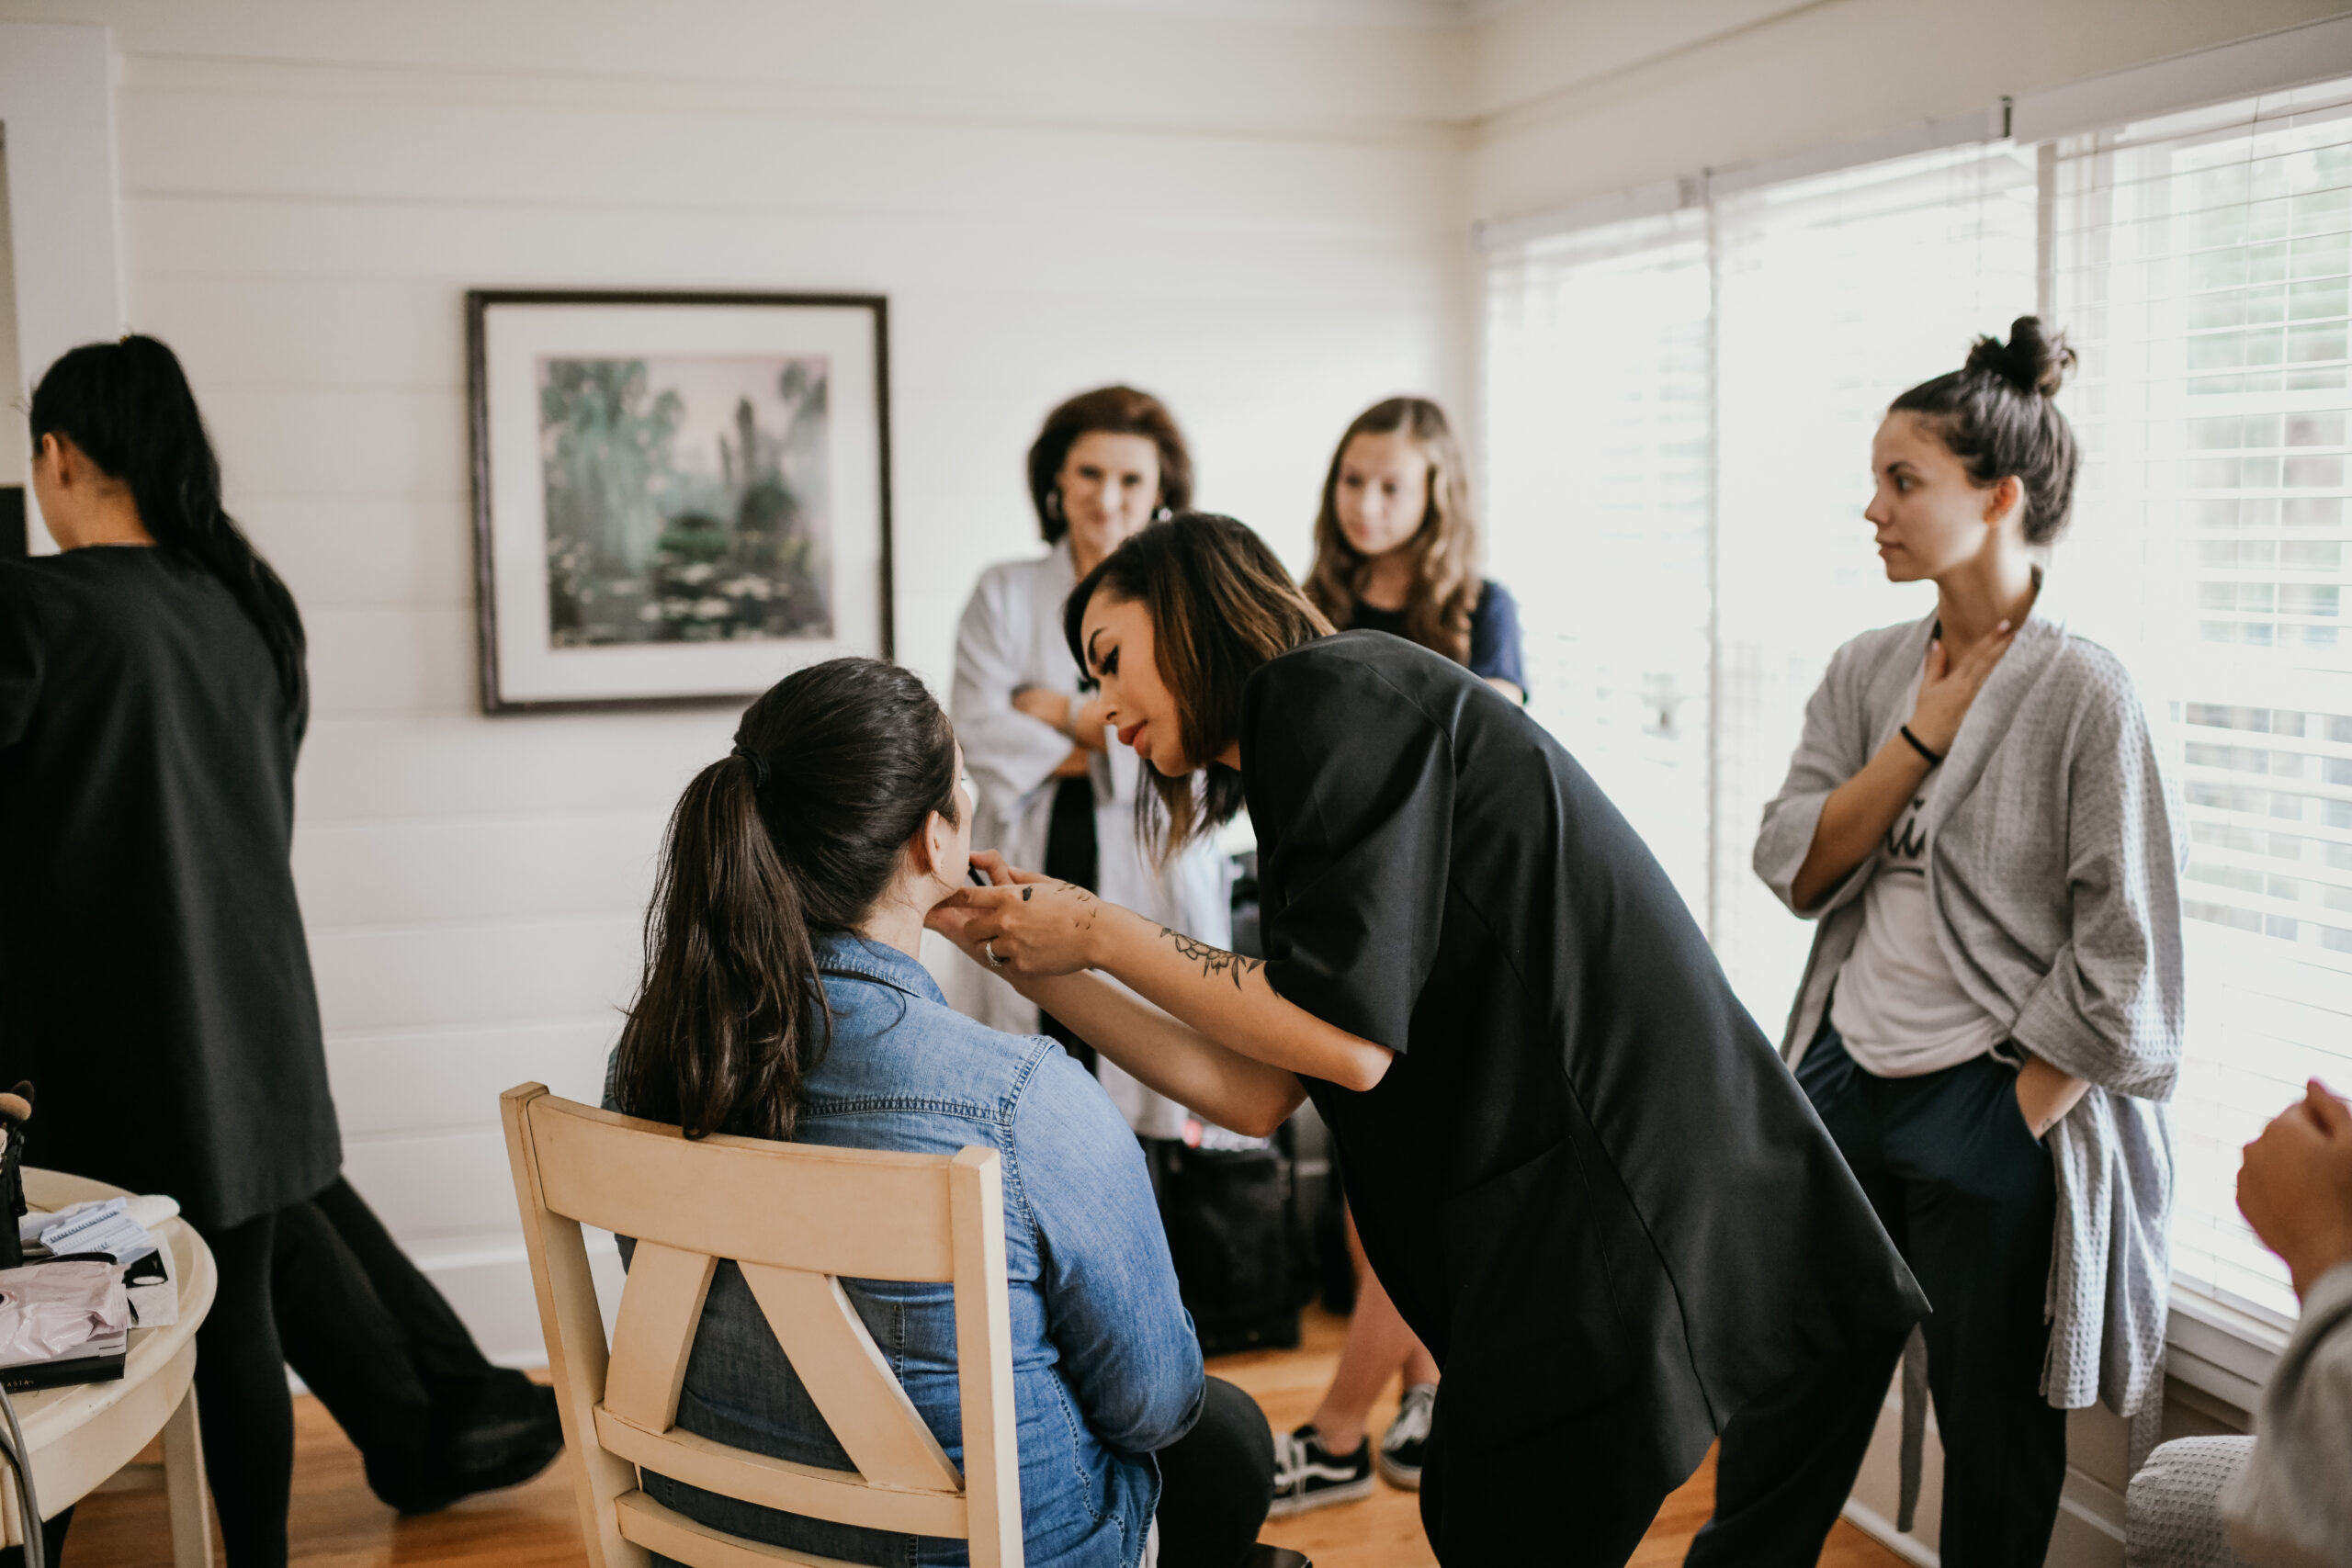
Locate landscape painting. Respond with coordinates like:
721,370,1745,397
539,354,833,647
469,291,891,713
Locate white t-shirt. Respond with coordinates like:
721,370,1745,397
1829,686,2008,1077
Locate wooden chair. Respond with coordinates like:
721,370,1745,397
500,1083,1023,1568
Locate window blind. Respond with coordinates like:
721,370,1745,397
1483,209,1715,918
1481,148,2035,989
1710,146,2041,1025
2052,76,2352,1325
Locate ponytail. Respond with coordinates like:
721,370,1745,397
609,657,959,1142
612,754,824,1141
28,336,308,722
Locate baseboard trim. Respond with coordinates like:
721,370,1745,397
1842,1498,1939,1568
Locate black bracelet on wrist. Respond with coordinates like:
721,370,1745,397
1899,725,1945,767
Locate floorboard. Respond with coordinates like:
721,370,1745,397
58,1309,1907,1566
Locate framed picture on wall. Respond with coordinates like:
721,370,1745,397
467,289,892,713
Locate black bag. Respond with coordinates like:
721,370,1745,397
1230,852,1353,1314
1285,1096,1354,1315
1145,1134,1306,1357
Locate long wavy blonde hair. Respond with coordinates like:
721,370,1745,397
1303,397,1481,665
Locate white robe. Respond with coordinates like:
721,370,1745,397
944,540,1233,1139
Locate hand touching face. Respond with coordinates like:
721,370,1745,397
926,851,1103,977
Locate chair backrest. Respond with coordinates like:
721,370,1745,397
500,1083,1023,1568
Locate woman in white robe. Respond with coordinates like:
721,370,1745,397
949,386,1231,1138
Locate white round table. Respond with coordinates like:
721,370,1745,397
5,1169,218,1565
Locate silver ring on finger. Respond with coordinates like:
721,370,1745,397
985,940,1007,967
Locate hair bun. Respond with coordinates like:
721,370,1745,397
1966,316,2075,398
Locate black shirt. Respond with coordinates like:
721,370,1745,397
0,548,340,1229
1239,632,1922,1551
1346,577,1527,692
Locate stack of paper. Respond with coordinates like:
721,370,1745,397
12,1193,182,1355
0,1260,128,1391
30,1199,159,1266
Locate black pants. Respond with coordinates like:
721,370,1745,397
197,1210,296,1568
1688,1023,2066,1568
1039,773,1100,1073
274,1177,522,1509
1419,1384,1669,1566
1155,1376,1276,1568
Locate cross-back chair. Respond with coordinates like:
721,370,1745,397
500,1083,1023,1568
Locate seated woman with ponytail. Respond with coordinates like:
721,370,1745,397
606,657,1289,1568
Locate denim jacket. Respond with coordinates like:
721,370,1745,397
608,931,1204,1568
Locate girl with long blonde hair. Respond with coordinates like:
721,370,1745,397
1302,397,1524,701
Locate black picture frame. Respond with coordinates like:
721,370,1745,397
466,288,893,714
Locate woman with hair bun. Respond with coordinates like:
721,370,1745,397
1687,320,2185,1566
949,386,1227,1134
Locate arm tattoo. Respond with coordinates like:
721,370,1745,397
1159,926,1263,990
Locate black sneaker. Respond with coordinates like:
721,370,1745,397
371,1375,567,1516
1376,1382,1435,1490
1268,1424,1374,1517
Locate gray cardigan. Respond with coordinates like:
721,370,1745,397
1753,584,2186,1415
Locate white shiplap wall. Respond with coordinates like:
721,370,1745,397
18,0,1466,1358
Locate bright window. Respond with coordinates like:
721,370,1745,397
1711,147,2040,1022
1485,209,1713,917
1483,77,2352,1329
2052,78,2352,1325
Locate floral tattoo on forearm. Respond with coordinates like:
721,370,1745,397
1159,927,1263,989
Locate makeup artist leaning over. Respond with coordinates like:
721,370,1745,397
931,513,1929,1565
1688,321,2185,1568
0,338,343,1568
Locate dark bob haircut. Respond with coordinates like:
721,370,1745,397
1025,386,1193,545
1065,513,1331,854
1890,316,2080,545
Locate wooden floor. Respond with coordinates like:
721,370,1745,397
62,1309,1905,1567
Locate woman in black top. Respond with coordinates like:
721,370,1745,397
933,514,1926,1566
1302,398,1525,700
1,338,334,1565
